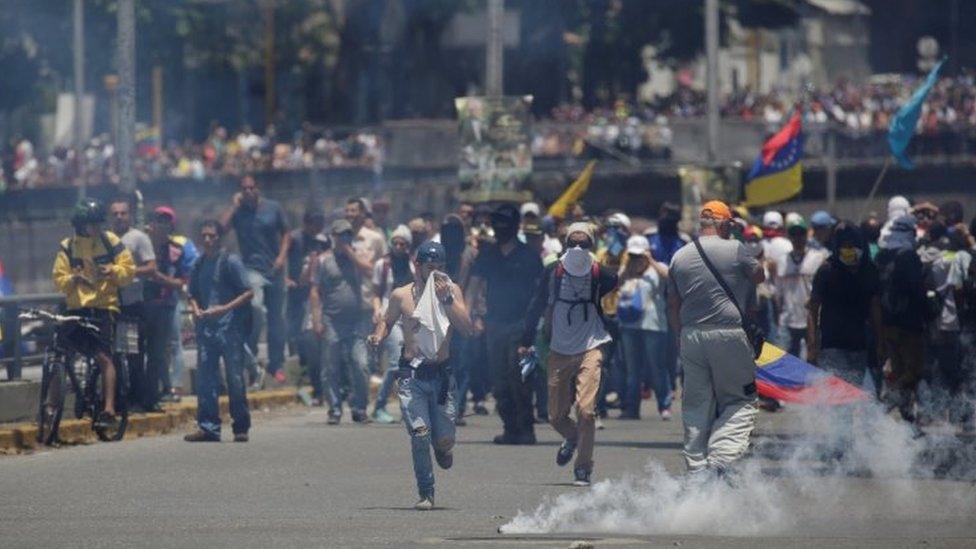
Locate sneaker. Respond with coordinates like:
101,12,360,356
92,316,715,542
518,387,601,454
605,391,620,408
272,370,287,384
454,417,467,427
492,433,520,445
473,403,489,416
434,448,453,470
94,411,119,429
159,392,182,404
556,440,576,467
573,467,591,487
516,432,537,445
534,415,549,424
372,409,396,424
595,418,605,430
327,411,341,425
233,432,249,443
660,409,672,421
351,411,371,424
184,430,220,442
414,496,434,511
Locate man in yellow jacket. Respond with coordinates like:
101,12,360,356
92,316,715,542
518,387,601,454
52,198,135,427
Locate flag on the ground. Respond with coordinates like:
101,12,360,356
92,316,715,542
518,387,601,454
548,160,596,219
888,59,945,169
743,111,804,207
755,343,868,405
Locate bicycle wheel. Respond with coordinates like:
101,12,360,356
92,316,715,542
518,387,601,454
36,358,66,445
90,357,130,442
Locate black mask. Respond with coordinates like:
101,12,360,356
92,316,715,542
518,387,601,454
493,223,517,243
660,216,679,236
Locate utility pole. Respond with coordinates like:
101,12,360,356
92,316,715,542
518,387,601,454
486,0,504,96
73,0,85,198
705,0,719,164
117,0,136,194
263,0,276,127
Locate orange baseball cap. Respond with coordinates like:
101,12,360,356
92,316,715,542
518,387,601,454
700,200,732,221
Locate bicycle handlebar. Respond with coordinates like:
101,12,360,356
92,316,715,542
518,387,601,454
18,308,101,333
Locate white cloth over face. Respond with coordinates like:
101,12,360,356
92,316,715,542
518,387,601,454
561,246,593,277
411,271,451,362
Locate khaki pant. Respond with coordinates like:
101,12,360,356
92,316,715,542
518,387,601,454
680,326,758,473
548,347,603,472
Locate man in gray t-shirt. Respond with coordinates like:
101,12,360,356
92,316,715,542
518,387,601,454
110,199,156,307
667,201,764,476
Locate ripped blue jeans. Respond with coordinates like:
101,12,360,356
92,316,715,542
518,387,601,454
398,370,457,499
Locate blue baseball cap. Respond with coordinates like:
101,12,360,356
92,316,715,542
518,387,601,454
416,241,446,265
810,210,836,228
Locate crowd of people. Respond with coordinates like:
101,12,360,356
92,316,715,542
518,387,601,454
7,74,976,191
1,125,382,191
49,170,976,509
537,73,976,159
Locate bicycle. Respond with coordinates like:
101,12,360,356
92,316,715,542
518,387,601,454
20,308,130,445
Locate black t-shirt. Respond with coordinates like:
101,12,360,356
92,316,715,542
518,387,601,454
231,199,288,275
811,259,880,351
471,241,543,323
287,229,318,284
875,248,926,331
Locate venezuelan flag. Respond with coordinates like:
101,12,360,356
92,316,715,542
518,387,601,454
744,111,804,207
755,343,867,406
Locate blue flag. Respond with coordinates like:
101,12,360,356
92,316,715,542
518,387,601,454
887,59,945,169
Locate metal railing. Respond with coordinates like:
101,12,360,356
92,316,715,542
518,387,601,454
0,293,65,381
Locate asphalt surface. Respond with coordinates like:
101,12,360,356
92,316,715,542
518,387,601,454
2,398,975,549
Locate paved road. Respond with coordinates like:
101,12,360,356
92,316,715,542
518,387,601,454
1,399,975,548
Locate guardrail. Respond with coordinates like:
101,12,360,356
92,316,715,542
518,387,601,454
0,293,65,381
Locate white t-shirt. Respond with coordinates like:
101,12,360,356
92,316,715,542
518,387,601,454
775,248,828,329
762,236,793,265
618,268,668,332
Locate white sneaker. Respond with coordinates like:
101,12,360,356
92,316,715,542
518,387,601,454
595,418,605,430
415,496,434,511
661,409,672,421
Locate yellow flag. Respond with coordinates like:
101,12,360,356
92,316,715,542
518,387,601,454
548,161,597,219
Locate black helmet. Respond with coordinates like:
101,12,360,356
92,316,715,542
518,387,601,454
71,198,107,228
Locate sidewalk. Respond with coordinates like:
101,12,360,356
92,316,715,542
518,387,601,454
0,388,299,454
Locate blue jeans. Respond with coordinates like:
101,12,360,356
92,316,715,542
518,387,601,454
620,328,672,415
196,328,251,436
286,287,308,358
320,315,370,414
168,300,187,390
374,323,403,411
246,269,286,374
399,370,457,498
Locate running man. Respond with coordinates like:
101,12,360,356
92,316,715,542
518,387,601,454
367,242,475,511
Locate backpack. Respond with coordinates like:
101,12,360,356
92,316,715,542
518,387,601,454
552,260,602,326
615,279,645,324
60,231,123,269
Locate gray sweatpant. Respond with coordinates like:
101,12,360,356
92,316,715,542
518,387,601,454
680,325,758,473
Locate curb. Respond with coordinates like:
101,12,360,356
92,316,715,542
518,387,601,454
0,389,300,454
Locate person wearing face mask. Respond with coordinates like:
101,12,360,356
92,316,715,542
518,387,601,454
369,225,415,424
667,201,765,477
467,204,544,445
875,215,928,423
807,222,883,394
520,222,618,486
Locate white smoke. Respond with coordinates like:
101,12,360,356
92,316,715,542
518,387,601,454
501,399,976,537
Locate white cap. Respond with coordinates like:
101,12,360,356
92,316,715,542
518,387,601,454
390,224,412,245
520,202,541,218
625,235,650,256
785,212,802,227
762,211,784,229
607,212,632,230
